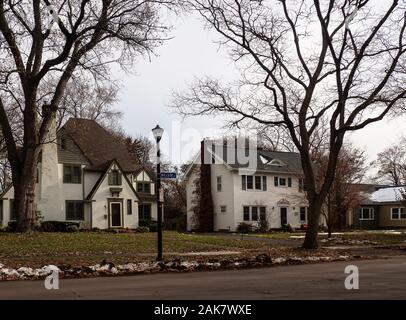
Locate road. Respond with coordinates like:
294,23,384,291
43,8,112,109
1,256,406,299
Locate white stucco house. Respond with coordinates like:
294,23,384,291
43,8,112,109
185,140,309,232
0,118,157,229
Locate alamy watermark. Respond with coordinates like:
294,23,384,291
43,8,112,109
44,269,59,290
344,265,359,290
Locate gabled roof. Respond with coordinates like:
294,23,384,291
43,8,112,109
61,118,138,172
86,159,140,201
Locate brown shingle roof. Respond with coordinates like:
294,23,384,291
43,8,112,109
62,118,138,172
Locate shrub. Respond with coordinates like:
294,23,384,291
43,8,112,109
6,221,18,232
66,225,80,233
258,219,269,233
139,219,151,227
237,222,252,234
136,226,150,233
40,221,80,232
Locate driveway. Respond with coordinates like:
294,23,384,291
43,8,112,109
1,256,406,299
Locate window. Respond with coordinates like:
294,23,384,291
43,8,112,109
127,199,132,215
108,170,122,186
60,137,66,150
137,182,151,193
251,207,258,221
262,176,267,191
66,201,84,221
274,177,292,188
243,206,250,221
220,206,227,213
279,178,287,186
139,204,152,220
9,199,16,221
243,206,266,221
299,178,304,192
246,176,253,189
360,208,374,220
391,207,406,220
260,207,266,221
300,207,307,222
63,164,81,184
217,176,222,192
255,176,262,190
242,175,267,191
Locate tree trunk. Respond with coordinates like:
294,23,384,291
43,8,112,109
13,146,39,232
327,225,332,238
302,198,323,249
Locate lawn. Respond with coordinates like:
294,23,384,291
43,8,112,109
0,231,273,268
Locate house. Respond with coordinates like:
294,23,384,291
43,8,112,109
0,118,158,229
185,140,309,232
348,185,406,229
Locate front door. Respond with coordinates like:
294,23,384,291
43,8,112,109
280,207,288,227
111,202,122,227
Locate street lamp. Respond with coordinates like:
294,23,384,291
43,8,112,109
152,125,164,261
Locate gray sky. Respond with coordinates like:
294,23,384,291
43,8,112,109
113,11,406,174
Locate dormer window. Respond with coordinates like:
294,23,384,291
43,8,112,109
269,159,284,166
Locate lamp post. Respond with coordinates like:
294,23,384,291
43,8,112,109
152,125,164,261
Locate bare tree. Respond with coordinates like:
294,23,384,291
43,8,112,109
174,0,406,248
373,139,406,186
56,77,122,130
0,0,177,231
315,145,367,237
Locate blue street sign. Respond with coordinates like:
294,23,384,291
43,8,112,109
160,172,177,179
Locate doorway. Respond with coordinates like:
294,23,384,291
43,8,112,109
110,202,122,227
280,207,288,227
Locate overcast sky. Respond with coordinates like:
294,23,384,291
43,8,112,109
112,10,406,176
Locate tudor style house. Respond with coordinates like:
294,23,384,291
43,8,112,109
0,118,157,229
185,140,309,232
347,185,406,229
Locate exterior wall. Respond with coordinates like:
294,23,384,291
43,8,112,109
232,172,307,231
185,164,308,232
352,205,379,229
84,171,102,197
211,164,235,231
91,163,139,229
379,204,406,228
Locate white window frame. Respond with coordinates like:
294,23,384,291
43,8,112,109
299,207,307,222
391,207,406,220
360,207,374,221
279,177,287,187
216,176,222,192
242,206,266,222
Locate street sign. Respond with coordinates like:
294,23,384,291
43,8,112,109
160,172,177,179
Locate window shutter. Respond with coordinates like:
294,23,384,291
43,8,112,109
299,179,303,192
274,177,278,187
288,177,292,187
242,175,246,190
262,176,267,191
118,173,122,185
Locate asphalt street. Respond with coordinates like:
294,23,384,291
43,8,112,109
1,256,406,299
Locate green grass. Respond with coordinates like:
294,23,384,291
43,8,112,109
0,231,272,268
